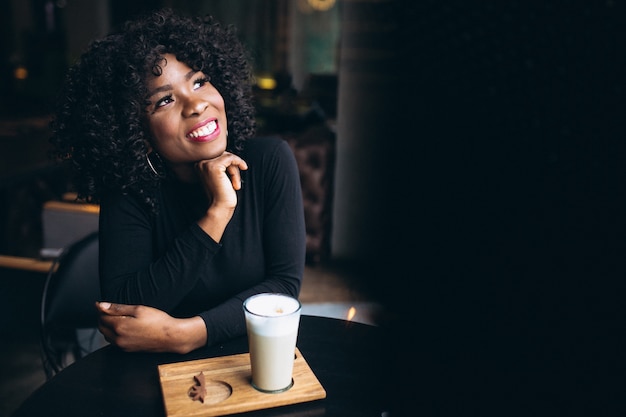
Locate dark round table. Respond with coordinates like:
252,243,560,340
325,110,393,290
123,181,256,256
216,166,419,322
11,315,394,417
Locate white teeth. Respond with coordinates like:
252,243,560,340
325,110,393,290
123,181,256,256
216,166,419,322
188,120,217,138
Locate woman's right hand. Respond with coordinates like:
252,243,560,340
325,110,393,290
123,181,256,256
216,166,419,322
195,152,248,242
96,302,207,354
195,152,248,210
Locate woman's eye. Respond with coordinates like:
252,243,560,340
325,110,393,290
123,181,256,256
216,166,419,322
155,95,173,108
193,77,210,90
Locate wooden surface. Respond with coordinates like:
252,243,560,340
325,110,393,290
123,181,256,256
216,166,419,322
0,255,54,273
43,200,100,214
158,347,326,417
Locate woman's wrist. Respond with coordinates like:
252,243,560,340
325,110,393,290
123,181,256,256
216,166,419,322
197,206,234,242
173,316,208,354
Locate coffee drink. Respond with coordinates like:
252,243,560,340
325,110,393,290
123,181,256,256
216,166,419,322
243,293,301,393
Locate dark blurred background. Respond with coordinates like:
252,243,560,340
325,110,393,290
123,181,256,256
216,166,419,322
388,2,625,415
0,0,342,118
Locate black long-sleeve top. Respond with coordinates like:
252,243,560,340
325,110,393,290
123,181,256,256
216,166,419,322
98,136,306,346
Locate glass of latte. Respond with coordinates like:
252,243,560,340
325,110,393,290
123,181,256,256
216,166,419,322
243,293,302,393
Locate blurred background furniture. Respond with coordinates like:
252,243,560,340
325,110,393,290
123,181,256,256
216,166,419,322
0,116,67,259
255,72,337,265
39,199,99,259
0,196,100,272
40,231,106,380
284,124,336,264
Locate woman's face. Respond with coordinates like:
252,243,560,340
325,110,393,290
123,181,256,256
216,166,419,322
144,54,227,180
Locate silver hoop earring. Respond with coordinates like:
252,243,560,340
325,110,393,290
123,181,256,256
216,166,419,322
146,151,165,178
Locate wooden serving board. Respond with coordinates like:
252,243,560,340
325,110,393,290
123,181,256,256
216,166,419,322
158,348,326,417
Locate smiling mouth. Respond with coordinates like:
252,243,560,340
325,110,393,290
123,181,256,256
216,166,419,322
187,120,217,139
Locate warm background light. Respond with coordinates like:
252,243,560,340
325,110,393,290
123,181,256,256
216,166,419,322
14,66,28,80
308,0,336,11
256,75,277,90
346,306,356,321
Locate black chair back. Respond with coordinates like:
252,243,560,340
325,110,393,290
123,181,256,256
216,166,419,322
40,231,103,379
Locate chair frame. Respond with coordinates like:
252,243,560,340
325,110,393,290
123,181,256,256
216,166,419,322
40,231,102,379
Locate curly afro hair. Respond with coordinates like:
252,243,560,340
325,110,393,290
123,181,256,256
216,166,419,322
50,8,256,212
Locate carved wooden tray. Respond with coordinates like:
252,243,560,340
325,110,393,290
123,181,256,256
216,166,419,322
158,348,326,417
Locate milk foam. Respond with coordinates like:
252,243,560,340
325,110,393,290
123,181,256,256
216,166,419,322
244,294,301,337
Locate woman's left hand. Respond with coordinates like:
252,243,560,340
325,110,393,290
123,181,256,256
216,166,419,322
96,302,207,354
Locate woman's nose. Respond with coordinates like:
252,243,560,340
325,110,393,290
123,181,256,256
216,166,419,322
182,95,207,117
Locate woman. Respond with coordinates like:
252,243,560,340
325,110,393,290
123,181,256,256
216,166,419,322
50,8,305,353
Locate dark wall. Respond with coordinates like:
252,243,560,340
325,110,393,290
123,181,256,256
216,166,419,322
381,2,625,415
109,0,165,28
